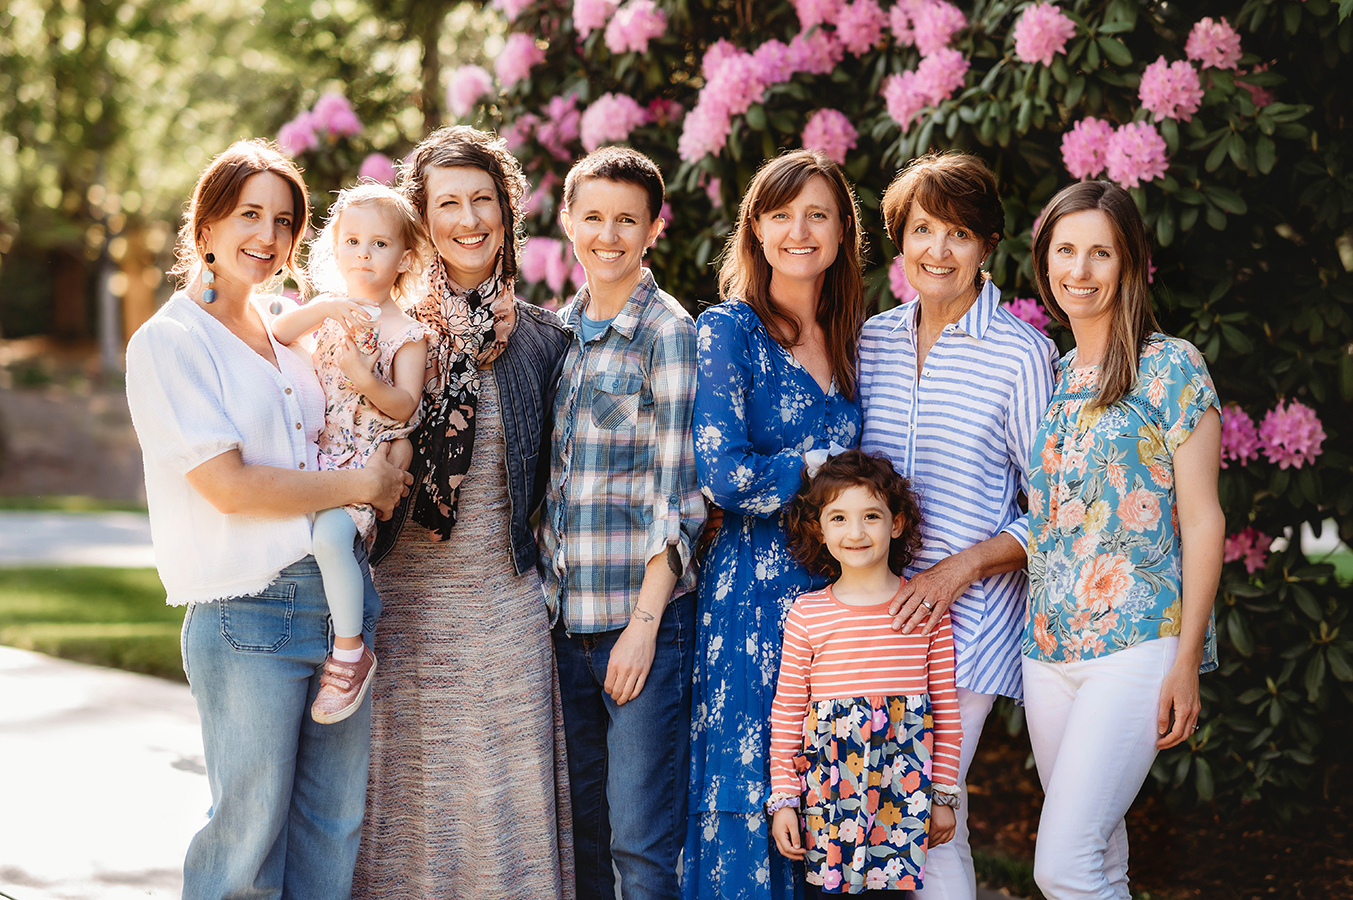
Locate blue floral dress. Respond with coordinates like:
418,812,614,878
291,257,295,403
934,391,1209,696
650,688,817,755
1023,335,1220,669
685,300,862,900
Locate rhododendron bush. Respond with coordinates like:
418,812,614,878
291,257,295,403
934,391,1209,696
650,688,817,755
283,0,1353,815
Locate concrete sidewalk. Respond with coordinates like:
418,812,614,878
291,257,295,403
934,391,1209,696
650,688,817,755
0,511,155,569
0,646,206,900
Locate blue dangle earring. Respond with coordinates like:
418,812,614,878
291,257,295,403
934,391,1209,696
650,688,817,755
201,252,218,304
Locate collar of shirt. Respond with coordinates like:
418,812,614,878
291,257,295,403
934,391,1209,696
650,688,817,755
562,267,658,342
888,278,1003,341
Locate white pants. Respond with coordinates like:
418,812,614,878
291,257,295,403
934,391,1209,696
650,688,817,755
1022,638,1178,900
911,687,996,900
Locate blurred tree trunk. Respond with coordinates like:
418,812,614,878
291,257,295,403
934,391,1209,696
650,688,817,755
50,247,88,340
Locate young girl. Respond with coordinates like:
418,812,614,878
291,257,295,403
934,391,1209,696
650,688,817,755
768,449,962,896
271,182,431,724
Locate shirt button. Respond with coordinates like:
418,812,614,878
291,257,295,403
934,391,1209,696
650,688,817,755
285,387,293,395
295,422,302,430
298,462,306,469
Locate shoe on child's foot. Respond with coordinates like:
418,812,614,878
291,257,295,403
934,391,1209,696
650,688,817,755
311,646,377,724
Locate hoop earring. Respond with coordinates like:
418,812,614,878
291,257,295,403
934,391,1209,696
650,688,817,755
202,252,217,303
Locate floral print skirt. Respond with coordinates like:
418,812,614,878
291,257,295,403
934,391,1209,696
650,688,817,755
797,695,936,894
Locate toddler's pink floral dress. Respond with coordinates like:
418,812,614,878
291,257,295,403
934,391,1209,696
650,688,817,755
313,315,431,544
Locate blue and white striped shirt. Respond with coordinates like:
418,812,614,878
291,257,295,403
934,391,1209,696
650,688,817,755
859,280,1056,699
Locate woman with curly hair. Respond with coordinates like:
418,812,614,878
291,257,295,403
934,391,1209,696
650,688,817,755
352,126,574,899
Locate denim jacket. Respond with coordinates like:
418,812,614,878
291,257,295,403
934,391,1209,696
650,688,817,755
370,301,570,575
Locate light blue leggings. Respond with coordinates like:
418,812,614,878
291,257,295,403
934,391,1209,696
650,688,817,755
311,507,365,640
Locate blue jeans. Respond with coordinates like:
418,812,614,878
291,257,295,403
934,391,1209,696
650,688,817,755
180,552,381,900
554,592,695,900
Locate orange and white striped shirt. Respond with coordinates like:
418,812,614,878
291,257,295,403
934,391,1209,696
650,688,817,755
769,584,962,796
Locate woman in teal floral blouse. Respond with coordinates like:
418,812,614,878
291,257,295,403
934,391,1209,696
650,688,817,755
1022,181,1225,900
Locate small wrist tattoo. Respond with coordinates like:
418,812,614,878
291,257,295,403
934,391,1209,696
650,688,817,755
632,609,656,623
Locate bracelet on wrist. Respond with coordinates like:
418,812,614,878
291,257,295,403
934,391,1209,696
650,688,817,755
930,786,961,809
764,793,800,815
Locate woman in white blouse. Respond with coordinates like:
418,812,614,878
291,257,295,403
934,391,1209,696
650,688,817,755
124,140,409,899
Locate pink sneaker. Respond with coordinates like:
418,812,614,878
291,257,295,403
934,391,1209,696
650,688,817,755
311,646,377,724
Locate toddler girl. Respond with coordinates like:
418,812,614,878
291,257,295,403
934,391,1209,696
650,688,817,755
272,182,431,724
768,449,962,896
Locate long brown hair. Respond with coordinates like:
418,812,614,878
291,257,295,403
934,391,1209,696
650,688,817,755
718,150,867,400
1032,181,1159,409
172,140,311,293
398,125,526,281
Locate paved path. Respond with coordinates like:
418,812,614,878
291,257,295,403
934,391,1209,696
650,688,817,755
0,511,155,568
0,646,207,900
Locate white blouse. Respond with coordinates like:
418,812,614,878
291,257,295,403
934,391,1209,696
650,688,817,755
125,292,326,605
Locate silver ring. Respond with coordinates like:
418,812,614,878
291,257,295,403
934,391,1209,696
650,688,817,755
922,600,933,610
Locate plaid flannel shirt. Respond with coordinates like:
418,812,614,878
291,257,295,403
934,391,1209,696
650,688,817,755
539,268,706,633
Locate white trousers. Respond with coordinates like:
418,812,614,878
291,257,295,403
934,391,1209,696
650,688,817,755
1022,638,1178,900
911,687,996,900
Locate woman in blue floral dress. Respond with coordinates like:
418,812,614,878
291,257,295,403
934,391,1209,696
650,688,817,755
685,150,867,900
1022,181,1224,900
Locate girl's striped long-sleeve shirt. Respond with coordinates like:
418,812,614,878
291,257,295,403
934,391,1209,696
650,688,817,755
769,584,962,796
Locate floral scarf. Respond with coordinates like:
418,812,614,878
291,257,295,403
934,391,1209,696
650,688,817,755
405,253,517,539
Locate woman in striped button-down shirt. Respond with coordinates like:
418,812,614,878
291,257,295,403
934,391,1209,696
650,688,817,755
857,152,1057,900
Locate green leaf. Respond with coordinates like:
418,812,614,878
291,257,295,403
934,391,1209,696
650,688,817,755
1156,206,1175,246
744,104,766,131
1051,55,1069,85
1097,36,1132,67
1292,585,1323,621
1255,135,1276,174
1160,117,1179,154
1195,756,1214,801
1205,138,1230,172
1305,652,1326,701
1203,187,1247,215
1328,647,1353,681
1205,204,1227,231
1065,75,1085,109
1222,324,1253,353
1179,205,1199,231
1228,608,1254,657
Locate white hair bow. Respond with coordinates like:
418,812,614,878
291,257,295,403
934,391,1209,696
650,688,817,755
803,441,849,479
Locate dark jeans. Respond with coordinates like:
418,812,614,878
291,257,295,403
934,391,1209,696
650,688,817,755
554,592,695,900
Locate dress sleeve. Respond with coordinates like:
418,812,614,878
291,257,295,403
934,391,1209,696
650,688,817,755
693,305,808,518
999,336,1057,547
926,613,962,789
643,314,707,569
125,318,243,476
769,601,815,797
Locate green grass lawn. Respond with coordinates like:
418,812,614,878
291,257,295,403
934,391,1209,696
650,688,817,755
0,566,184,681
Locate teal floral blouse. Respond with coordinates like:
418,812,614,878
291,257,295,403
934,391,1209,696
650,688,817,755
1023,334,1219,671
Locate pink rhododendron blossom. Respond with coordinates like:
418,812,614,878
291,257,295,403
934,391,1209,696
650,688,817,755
1060,116,1114,179
502,113,540,151
545,243,573,294
573,0,619,38
571,261,587,291
888,0,924,46
801,109,859,165
1258,400,1326,469
523,171,558,217
792,0,842,30
677,102,733,162
1220,403,1261,468
1185,17,1242,70
537,95,582,160
705,176,723,209
494,0,534,21
1139,57,1204,122
1238,64,1274,107
1105,121,1170,188
882,71,927,128
1003,297,1050,333
836,0,888,56
1012,3,1077,67
519,236,560,285
786,28,844,75
496,33,546,89
917,47,969,102
1224,528,1272,574
752,39,795,85
647,98,684,126
447,65,494,118
702,39,740,78
911,0,966,56
358,153,397,185
312,93,363,137
580,92,651,151
605,0,666,54
889,258,918,304
277,112,319,156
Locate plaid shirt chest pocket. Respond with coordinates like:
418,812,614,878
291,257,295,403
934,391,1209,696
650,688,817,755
591,368,648,429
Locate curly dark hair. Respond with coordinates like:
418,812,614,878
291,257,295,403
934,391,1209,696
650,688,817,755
786,450,924,579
